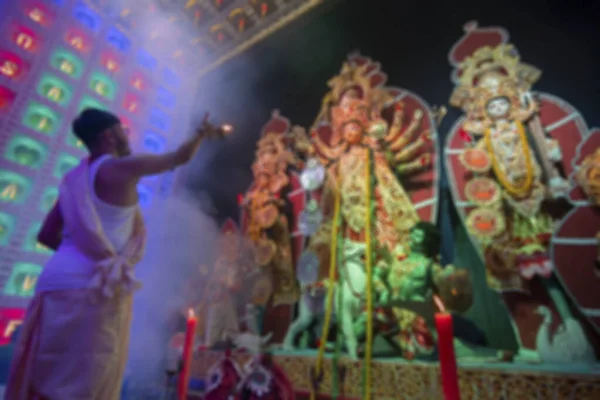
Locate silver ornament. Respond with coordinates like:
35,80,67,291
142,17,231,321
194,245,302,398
246,365,273,396
300,158,325,191
298,199,323,236
296,250,320,284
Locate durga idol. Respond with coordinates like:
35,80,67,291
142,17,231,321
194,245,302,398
291,62,437,357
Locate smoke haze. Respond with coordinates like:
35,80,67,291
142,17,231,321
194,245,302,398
126,192,220,385
120,3,272,392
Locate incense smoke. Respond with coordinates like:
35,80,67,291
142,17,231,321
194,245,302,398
126,192,220,386
120,2,271,391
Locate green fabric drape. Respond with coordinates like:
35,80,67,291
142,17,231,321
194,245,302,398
450,203,519,351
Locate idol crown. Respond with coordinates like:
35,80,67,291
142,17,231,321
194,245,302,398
448,21,542,107
328,62,373,104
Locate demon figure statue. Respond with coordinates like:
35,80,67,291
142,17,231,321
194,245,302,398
444,21,599,362
353,221,512,361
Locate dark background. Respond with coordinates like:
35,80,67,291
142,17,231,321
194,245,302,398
187,0,600,223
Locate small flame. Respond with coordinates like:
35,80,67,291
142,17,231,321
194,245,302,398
221,124,233,135
188,308,195,319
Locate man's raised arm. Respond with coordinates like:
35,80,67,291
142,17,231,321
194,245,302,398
106,113,228,184
108,138,200,182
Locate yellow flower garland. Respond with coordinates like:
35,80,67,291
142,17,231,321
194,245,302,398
484,120,534,198
311,165,342,400
312,151,374,400
364,148,374,400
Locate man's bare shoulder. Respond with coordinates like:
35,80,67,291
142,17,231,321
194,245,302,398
96,156,137,185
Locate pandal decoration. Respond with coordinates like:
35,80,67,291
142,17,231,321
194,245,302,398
575,144,600,281
193,350,600,399
596,232,600,276
300,158,326,192
296,251,320,284
203,350,244,400
465,208,505,244
464,177,501,207
240,354,295,400
244,364,273,397
459,147,491,173
298,199,323,236
204,351,295,399
576,147,600,206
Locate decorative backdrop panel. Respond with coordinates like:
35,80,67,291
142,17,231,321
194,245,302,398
0,0,197,314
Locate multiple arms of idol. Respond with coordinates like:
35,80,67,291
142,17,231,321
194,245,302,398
291,105,434,176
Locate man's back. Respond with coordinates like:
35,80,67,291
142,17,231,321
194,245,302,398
36,155,137,293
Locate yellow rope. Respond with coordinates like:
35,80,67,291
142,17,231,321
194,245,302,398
363,148,374,400
485,121,534,198
311,173,341,400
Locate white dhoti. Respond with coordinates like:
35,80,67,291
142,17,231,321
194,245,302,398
5,289,132,400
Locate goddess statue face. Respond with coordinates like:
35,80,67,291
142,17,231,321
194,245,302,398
485,96,511,119
343,121,363,145
340,87,361,106
256,172,270,189
257,145,277,163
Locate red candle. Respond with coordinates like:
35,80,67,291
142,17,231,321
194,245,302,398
178,309,197,400
435,312,460,400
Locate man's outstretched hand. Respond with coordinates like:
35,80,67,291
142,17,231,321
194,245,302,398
176,113,233,165
196,112,233,139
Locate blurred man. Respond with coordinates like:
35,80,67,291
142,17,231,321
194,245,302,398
6,108,226,400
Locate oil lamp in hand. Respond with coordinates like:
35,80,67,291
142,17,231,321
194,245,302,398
197,112,234,139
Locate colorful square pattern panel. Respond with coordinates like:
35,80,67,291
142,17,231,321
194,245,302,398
0,170,32,205
0,212,16,246
0,308,26,346
3,263,42,297
4,135,49,169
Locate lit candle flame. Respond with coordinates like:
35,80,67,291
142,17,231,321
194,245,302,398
187,308,195,319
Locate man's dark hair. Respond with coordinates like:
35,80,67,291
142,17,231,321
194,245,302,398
72,108,120,150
